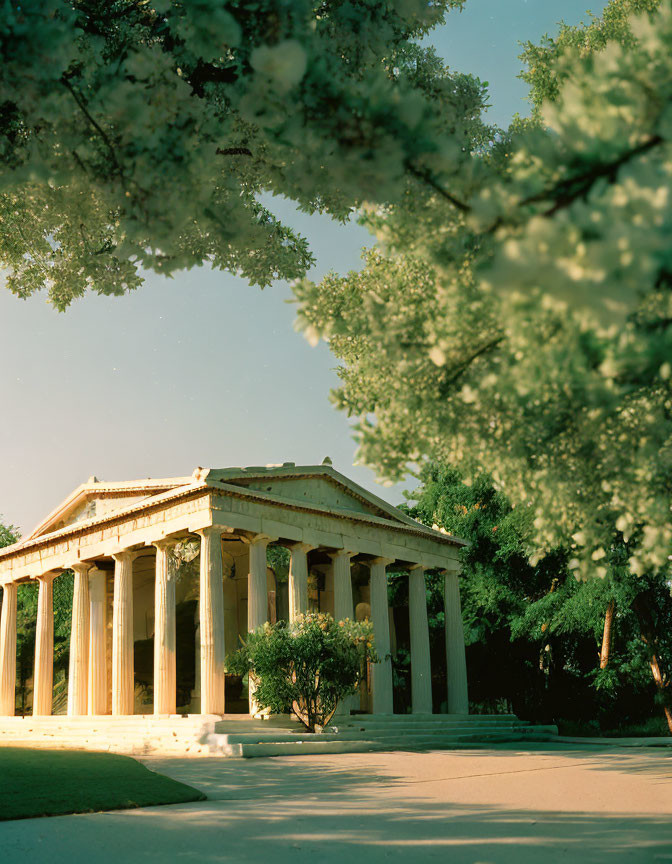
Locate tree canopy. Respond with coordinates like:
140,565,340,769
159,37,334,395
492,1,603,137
296,0,672,577
0,0,493,309
405,465,672,733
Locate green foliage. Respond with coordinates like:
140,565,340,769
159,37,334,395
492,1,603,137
227,612,376,731
0,747,204,820
0,0,486,309
1,518,74,713
519,0,663,110
405,465,672,732
14,571,74,714
0,517,19,549
266,543,290,583
295,0,672,577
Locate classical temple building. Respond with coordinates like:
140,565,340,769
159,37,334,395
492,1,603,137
0,463,470,736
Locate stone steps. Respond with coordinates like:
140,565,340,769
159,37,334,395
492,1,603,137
206,726,559,758
0,714,558,757
221,729,538,746
334,717,531,729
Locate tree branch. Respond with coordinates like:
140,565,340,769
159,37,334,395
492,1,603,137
439,335,504,393
522,134,663,217
406,162,471,213
216,147,253,157
187,61,239,98
62,78,127,192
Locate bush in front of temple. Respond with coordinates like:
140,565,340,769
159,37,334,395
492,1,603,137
228,613,377,732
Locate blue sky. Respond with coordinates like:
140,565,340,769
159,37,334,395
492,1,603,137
0,1,606,533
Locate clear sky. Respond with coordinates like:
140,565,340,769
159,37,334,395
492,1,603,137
0,0,605,534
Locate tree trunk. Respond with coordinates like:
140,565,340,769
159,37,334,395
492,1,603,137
631,592,672,735
599,599,616,669
539,578,560,676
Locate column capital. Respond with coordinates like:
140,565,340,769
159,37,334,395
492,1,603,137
246,533,278,547
195,525,224,539
111,549,141,564
287,542,316,554
34,570,59,583
369,557,395,568
70,563,91,576
407,562,425,573
328,548,357,560
152,537,176,551
441,562,462,576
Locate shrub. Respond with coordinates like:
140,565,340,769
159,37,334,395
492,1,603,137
228,612,377,732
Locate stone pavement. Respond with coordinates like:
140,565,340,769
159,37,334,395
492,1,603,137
1,742,671,863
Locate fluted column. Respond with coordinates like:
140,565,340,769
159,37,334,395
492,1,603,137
248,534,273,715
408,564,432,714
330,549,355,622
288,543,314,623
444,565,469,714
68,564,90,716
112,552,135,715
369,557,394,714
88,568,108,715
330,549,356,716
248,535,272,633
198,527,225,715
0,582,18,716
153,540,176,715
34,573,57,716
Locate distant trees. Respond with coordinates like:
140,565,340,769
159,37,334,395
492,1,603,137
0,519,72,713
0,519,19,549
402,465,672,734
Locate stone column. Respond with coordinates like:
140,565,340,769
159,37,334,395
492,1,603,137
369,557,394,714
408,564,432,714
0,582,18,716
197,527,225,715
330,549,356,716
153,540,176,715
248,535,272,633
444,565,469,714
247,534,273,714
88,568,108,715
330,549,354,622
68,564,90,716
34,573,57,716
112,551,135,715
288,543,314,623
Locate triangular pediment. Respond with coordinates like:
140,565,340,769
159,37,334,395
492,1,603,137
201,465,420,528
27,476,193,540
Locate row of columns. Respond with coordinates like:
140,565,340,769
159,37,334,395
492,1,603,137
286,545,467,715
0,530,468,717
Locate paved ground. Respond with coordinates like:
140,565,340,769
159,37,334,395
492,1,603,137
1,742,671,863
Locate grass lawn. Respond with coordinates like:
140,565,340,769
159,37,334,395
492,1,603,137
0,747,206,821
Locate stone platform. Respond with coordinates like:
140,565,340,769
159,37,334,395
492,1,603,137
0,713,558,757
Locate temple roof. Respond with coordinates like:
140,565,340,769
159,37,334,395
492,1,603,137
5,463,465,556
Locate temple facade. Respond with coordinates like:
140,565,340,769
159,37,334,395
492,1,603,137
0,463,469,720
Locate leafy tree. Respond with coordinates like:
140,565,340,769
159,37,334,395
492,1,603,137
0,0,493,309
295,0,672,578
0,518,19,549
404,465,672,733
519,0,663,111
266,543,290,582
227,612,376,731
399,466,576,718
0,519,73,713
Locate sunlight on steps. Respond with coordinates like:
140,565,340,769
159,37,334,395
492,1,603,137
0,713,558,758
